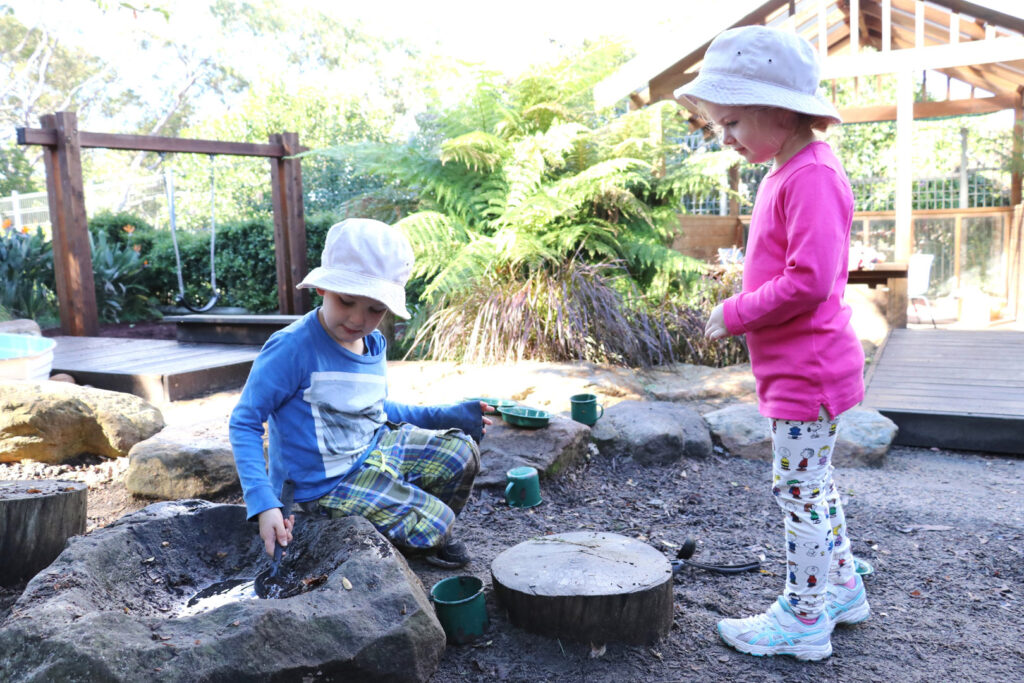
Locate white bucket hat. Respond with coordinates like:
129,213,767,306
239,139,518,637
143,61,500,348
676,25,841,124
297,218,414,319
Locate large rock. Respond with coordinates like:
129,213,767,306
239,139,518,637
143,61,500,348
0,501,446,682
640,363,756,404
125,428,239,499
0,381,164,464
703,403,896,467
476,415,591,487
591,400,712,465
0,319,42,336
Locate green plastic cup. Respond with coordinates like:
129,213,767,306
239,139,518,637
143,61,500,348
430,575,488,645
505,466,542,508
570,393,604,426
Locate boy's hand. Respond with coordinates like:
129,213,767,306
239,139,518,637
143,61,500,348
704,303,728,341
478,401,494,436
258,506,294,557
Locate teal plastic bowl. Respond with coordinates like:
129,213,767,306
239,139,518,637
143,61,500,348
465,397,516,415
499,406,550,429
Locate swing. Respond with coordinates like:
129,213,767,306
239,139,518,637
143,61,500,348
162,153,220,313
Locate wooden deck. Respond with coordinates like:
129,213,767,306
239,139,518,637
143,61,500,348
863,328,1024,454
51,336,261,403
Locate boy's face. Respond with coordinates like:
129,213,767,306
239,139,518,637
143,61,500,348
316,289,388,350
702,101,793,165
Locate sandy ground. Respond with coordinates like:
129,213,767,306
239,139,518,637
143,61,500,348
3,373,1023,681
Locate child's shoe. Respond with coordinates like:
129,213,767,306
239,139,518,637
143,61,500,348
425,538,471,569
717,597,832,661
826,574,871,625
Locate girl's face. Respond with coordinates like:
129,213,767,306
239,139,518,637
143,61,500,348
702,102,798,165
316,288,388,352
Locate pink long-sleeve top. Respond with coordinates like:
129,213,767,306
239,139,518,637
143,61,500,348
722,141,864,421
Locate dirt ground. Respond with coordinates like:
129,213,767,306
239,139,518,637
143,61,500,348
6,320,1024,682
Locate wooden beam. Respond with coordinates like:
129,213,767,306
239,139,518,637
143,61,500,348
839,91,1020,123
850,0,860,55
18,128,288,158
821,35,1024,78
882,0,892,51
940,0,1024,35
40,112,98,336
269,132,309,315
647,0,790,102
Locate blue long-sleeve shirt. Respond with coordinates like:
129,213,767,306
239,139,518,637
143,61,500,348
229,310,482,519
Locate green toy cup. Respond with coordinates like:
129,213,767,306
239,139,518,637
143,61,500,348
430,575,488,645
505,466,542,508
569,393,604,426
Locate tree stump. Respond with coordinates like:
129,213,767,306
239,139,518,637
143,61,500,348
490,531,674,645
0,480,87,586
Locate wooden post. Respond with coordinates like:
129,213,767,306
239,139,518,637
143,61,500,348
269,132,309,315
1012,88,1023,207
41,112,98,336
895,70,914,261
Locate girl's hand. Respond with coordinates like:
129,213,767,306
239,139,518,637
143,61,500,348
704,304,728,341
258,506,294,557
478,401,494,436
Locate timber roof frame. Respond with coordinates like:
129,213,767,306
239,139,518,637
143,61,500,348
618,0,1024,125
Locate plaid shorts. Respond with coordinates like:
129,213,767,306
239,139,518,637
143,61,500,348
315,423,480,550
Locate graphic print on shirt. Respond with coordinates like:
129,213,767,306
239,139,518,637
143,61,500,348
305,370,388,478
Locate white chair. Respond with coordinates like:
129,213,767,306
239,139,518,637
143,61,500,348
908,253,936,328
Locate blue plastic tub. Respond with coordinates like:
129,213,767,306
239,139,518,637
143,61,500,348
0,334,56,381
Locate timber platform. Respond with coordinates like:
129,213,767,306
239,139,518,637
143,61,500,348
50,336,261,403
863,328,1024,455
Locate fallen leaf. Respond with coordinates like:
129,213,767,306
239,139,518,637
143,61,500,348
909,589,923,597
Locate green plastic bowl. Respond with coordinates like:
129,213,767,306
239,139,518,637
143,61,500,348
499,406,550,429
465,397,516,415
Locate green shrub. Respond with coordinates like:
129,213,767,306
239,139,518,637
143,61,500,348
89,211,155,248
0,226,58,326
90,231,160,323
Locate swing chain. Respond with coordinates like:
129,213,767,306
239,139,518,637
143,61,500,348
160,152,220,313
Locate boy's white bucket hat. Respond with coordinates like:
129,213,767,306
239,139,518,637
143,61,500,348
297,218,414,319
676,25,841,124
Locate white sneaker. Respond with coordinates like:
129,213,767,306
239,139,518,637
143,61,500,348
826,574,871,625
717,597,832,661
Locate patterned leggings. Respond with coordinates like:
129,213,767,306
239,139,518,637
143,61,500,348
315,423,480,551
771,408,857,619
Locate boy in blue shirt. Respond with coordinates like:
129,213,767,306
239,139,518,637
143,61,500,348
230,218,490,568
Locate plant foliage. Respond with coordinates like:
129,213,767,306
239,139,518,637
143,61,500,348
310,41,726,366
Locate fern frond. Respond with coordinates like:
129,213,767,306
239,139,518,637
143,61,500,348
439,131,509,173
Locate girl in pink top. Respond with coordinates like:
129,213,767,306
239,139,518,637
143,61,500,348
680,26,868,662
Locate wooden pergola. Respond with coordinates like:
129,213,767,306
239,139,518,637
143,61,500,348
17,112,309,336
601,0,1024,260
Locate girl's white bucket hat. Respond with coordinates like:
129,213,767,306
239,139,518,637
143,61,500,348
676,25,841,124
297,218,414,319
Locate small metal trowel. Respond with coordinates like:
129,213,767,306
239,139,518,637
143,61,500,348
671,537,761,575
255,479,295,599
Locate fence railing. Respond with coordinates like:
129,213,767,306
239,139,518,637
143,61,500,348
0,175,167,233
682,167,1012,215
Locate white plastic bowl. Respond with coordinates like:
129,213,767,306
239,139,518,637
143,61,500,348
0,333,57,381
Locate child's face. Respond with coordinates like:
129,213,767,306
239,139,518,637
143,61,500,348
316,289,388,349
702,102,795,165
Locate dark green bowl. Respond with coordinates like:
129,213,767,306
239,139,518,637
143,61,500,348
499,406,550,429
465,397,516,415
